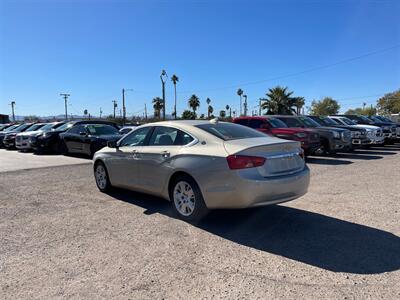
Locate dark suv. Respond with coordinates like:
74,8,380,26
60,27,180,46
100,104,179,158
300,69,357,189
233,116,321,155
307,115,369,148
274,115,352,155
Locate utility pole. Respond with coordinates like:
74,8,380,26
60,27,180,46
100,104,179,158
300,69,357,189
9,101,16,121
144,103,148,121
99,107,103,119
112,100,117,119
160,70,167,120
60,93,70,120
259,98,262,116
122,89,126,124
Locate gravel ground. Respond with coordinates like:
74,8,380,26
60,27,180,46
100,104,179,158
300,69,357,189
0,145,399,299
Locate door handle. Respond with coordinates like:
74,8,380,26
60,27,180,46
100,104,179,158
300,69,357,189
161,151,170,158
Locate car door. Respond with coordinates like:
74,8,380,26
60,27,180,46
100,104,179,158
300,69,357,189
63,125,84,152
135,126,195,195
105,126,153,189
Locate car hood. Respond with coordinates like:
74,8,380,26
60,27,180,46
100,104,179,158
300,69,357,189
17,130,44,137
313,126,347,133
353,124,381,130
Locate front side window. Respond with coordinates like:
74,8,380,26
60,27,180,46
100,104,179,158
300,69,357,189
120,126,152,147
67,125,85,134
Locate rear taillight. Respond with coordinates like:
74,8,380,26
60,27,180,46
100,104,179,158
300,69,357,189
226,155,266,170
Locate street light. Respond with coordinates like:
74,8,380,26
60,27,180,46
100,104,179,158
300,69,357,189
160,70,168,120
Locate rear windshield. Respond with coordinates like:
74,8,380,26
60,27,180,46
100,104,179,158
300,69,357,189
196,123,266,141
86,124,119,135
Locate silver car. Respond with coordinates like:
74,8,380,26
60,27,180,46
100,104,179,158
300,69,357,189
93,120,310,221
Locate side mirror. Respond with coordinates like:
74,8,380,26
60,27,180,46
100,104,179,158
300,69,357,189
107,140,118,148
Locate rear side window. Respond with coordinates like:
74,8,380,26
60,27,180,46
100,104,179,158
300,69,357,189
196,123,265,141
148,126,194,146
234,119,249,126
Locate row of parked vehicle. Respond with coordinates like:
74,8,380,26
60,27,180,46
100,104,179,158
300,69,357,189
1,115,399,221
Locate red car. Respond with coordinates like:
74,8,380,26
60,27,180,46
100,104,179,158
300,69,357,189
233,116,321,156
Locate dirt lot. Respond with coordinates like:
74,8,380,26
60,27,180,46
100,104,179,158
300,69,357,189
1,146,400,299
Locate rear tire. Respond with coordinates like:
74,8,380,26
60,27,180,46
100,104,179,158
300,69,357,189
169,175,209,222
94,161,112,192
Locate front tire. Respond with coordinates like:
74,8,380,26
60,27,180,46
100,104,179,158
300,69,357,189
94,161,112,192
170,175,208,222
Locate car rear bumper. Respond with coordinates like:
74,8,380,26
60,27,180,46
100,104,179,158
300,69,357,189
202,166,310,209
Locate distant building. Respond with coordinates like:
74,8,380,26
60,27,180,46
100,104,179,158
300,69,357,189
0,114,10,124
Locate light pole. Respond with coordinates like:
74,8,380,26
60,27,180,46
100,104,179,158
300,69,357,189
160,70,168,120
112,100,118,119
9,101,16,122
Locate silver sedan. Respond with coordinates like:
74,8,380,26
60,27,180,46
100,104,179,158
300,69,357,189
93,120,310,221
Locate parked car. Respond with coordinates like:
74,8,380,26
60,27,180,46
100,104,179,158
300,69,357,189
307,115,371,148
3,123,37,149
335,115,397,144
31,120,119,154
329,116,384,146
93,120,310,221
273,115,352,155
0,124,21,147
60,123,122,157
16,122,66,151
233,116,320,156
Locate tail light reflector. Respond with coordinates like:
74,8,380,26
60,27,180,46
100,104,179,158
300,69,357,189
226,155,266,170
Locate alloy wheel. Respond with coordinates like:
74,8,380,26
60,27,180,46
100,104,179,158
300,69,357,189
173,181,196,216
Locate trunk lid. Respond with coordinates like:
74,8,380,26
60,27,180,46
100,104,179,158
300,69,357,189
223,137,305,177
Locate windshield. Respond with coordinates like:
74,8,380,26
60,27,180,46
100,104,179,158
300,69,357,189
267,118,288,128
14,124,33,132
341,117,357,125
319,116,339,126
359,115,373,123
308,116,324,126
26,124,46,132
298,116,320,128
196,123,266,140
56,122,74,131
86,124,119,135
3,125,19,132
39,123,56,132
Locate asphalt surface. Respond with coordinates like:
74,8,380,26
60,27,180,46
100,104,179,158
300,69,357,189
1,145,400,299
0,149,89,172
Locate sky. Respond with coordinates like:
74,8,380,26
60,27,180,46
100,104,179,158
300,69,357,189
0,0,399,118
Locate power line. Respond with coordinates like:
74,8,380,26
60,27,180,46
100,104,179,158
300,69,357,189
178,44,399,94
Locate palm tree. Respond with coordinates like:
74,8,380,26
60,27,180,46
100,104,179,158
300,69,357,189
225,105,231,118
171,74,179,119
208,105,214,118
243,94,248,116
188,94,200,114
294,97,305,115
260,86,296,115
152,97,163,119
206,98,211,118
237,88,243,115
